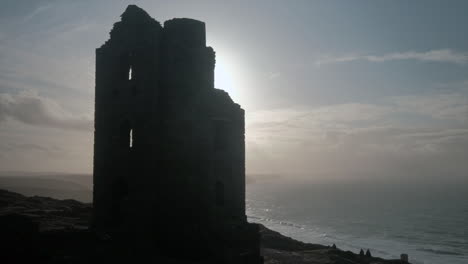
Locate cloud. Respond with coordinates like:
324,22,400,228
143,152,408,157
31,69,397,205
391,93,468,122
247,103,393,137
247,93,467,147
268,72,281,80
0,141,65,157
21,3,54,24
245,92,468,179
316,49,468,66
0,90,92,131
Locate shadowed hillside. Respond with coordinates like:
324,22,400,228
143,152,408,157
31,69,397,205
0,189,409,264
0,172,92,202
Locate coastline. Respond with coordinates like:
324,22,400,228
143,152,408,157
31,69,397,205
0,189,409,263
246,181,468,264
248,217,408,264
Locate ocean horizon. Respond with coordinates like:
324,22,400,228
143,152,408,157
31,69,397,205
246,180,468,264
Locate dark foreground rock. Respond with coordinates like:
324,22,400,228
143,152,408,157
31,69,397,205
0,189,409,264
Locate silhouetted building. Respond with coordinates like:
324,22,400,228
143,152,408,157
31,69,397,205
93,5,261,263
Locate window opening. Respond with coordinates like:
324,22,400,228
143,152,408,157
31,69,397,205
119,120,132,149
128,66,133,80
129,129,133,148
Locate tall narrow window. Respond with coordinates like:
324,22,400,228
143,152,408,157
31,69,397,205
128,66,133,80
119,120,132,149
129,129,133,148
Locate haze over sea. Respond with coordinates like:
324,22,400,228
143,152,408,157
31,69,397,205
246,179,468,264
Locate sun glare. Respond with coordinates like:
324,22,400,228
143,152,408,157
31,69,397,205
215,57,236,99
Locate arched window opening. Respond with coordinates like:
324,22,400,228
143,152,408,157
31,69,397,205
215,181,224,206
128,66,133,80
129,129,133,148
119,120,133,149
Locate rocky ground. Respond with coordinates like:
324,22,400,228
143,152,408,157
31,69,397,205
0,189,408,264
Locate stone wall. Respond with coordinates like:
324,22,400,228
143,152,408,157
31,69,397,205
93,5,261,263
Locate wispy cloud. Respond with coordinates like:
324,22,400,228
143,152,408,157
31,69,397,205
391,93,468,122
21,3,54,24
245,91,468,178
0,142,65,157
0,90,92,131
316,49,468,66
267,72,281,80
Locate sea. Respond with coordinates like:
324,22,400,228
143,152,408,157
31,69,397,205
246,180,468,264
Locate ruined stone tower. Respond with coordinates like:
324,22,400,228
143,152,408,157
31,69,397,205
93,5,261,263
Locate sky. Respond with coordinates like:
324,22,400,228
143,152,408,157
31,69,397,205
0,0,467,183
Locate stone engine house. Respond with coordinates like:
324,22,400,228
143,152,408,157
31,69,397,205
93,5,261,262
